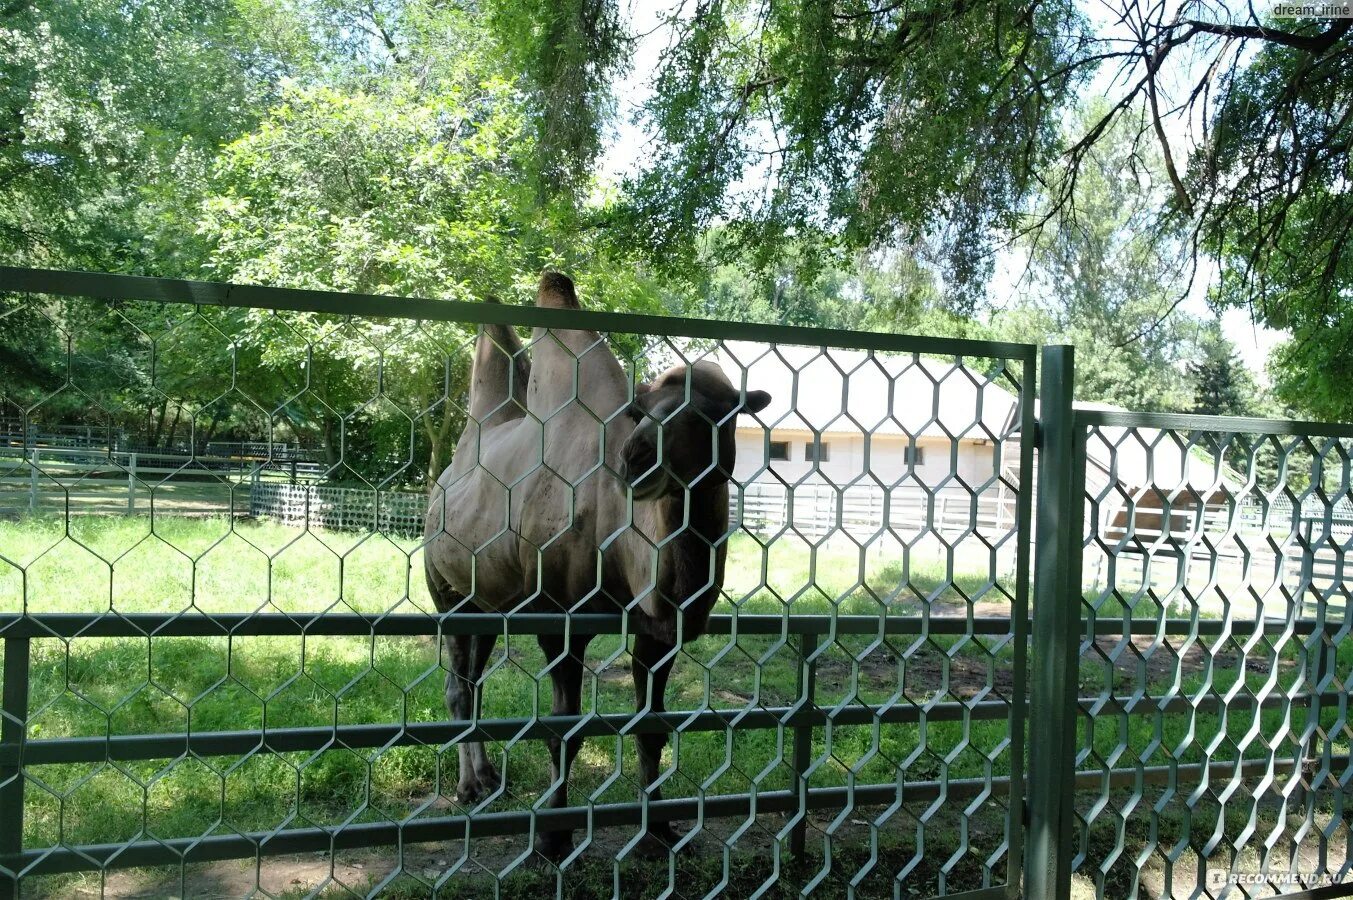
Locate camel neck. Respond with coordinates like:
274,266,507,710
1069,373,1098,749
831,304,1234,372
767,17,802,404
653,481,726,541
641,481,729,643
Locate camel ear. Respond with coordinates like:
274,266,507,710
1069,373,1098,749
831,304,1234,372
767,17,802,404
743,390,772,414
634,381,653,395
537,272,580,309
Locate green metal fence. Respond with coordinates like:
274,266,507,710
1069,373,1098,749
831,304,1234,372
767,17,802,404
0,267,1039,899
1061,404,1353,899
0,271,1349,899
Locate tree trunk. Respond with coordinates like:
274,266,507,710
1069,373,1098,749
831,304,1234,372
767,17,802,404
162,405,183,451
201,407,225,451
323,417,337,468
149,400,168,447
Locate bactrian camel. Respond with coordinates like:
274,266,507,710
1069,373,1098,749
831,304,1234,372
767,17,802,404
423,272,771,860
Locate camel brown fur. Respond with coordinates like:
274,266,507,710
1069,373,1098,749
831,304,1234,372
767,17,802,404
423,273,770,861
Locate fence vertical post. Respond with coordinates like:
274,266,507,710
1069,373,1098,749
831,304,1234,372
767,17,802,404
1026,345,1082,900
0,636,31,900
790,630,818,859
127,452,137,515
26,450,37,514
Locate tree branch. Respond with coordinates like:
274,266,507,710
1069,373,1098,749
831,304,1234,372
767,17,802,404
1180,17,1352,54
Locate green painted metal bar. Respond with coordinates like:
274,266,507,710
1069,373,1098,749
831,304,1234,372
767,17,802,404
2,755,1305,881
1075,407,1353,440
789,630,819,859
1,684,1325,769
1026,345,1081,900
0,612,1337,640
1005,354,1038,900
0,638,30,900
942,888,1012,900
0,612,1016,639
0,266,1039,361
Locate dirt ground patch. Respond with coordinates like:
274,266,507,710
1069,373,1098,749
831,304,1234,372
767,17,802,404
1086,633,1296,685
41,805,1012,899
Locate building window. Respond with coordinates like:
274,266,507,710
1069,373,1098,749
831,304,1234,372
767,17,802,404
768,440,790,461
804,440,831,462
905,445,925,465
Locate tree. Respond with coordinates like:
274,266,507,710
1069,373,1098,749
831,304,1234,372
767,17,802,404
197,46,667,482
196,76,528,483
611,0,1090,302
485,0,628,201
690,228,996,343
0,0,311,272
994,109,1203,412
1187,328,1258,419
484,0,1349,408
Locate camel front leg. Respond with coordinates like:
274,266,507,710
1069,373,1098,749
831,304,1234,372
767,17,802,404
446,632,501,804
633,632,681,851
534,632,589,863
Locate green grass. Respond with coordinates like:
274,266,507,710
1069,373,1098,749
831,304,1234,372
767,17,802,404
0,512,1345,895
0,515,1016,860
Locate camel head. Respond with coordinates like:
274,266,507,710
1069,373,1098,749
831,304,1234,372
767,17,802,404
620,360,771,501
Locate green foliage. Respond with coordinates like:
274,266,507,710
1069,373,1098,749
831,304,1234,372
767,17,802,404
0,0,307,272
998,108,1209,411
3,0,1329,428
692,229,992,342
485,0,628,200
200,81,533,299
1199,36,1352,421
192,37,666,479
1187,326,1260,418
621,0,1092,303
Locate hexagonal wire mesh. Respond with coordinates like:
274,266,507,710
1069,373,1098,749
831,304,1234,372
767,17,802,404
1071,409,1353,898
0,269,1036,899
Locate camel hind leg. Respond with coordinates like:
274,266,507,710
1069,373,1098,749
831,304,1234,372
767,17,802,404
427,560,502,804
469,308,530,429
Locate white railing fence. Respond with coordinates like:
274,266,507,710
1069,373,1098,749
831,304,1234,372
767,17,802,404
733,480,1018,540
248,481,427,535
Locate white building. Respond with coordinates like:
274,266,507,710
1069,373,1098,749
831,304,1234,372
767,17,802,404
715,343,1023,540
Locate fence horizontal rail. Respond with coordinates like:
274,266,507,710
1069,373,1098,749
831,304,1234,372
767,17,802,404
2,755,1308,880
0,612,1340,639
3,700,1004,766
3,687,1334,768
0,612,1018,638
0,266,1039,361
1075,407,1353,440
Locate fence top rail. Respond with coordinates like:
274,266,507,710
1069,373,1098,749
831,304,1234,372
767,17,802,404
1076,407,1353,440
0,266,1039,362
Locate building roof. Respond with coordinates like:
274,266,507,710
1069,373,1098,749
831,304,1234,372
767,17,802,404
716,342,1021,440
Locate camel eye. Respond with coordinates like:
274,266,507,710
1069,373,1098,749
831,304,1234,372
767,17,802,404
625,403,645,423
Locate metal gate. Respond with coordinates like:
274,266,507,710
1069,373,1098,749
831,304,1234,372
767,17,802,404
0,268,1036,898
1030,346,1353,899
